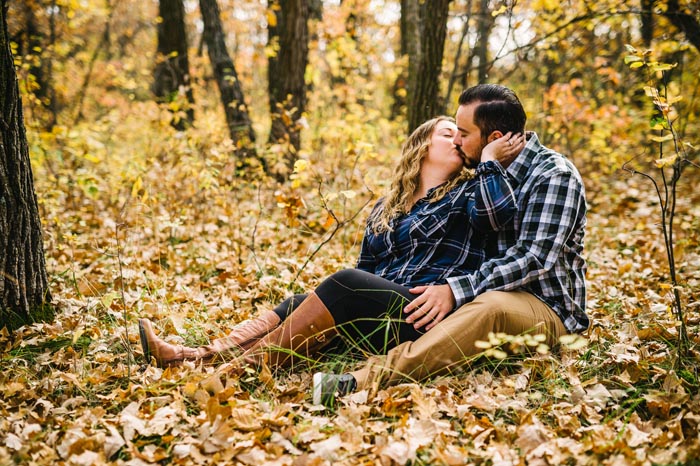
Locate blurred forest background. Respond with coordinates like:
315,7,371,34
1,0,700,464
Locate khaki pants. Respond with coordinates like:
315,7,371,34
350,291,568,391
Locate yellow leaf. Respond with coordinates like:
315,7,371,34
560,334,588,350
266,9,277,27
619,261,632,274
492,5,507,16
132,176,143,197
651,62,676,72
83,153,100,163
293,159,309,173
101,292,117,309
644,86,659,97
654,153,678,168
72,327,84,345
649,133,674,143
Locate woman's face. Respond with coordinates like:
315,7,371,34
422,120,464,180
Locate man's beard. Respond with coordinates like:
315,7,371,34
457,141,486,169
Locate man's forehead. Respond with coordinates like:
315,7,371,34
455,105,475,131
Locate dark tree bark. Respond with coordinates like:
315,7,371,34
152,0,195,130
267,0,310,172
475,0,494,84
199,0,257,157
1,0,52,330
308,0,323,20
444,3,473,113
406,0,451,132
662,0,700,52
390,0,417,119
641,0,654,47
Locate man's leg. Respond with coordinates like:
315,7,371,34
350,290,568,392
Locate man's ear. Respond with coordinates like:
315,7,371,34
487,130,504,143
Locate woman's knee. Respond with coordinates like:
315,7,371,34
318,269,371,296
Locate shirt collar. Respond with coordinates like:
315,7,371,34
506,131,542,184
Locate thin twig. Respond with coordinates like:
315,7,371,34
245,181,265,274
290,182,374,287
73,2,113,125
114,222,132,382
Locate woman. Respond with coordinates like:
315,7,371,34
139,117,524,368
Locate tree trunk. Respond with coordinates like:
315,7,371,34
407,0,451,132
267,0,309,174
152,0,195,130
475,0,494,84
0,0,52,331
199,0,257,157
663,0,700,53
444,4,473,113
640,0,654,47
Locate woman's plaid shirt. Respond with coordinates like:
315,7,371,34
357,160,516,288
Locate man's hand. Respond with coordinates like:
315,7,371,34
404,284,456,331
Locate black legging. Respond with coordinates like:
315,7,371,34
272,269,425,354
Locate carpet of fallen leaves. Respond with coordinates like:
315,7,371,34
1,110,699,465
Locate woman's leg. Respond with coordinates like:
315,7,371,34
243,269,425,368
314,269,423,354
273,294,308,321
139,294,307,367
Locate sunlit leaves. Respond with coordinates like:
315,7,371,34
5,1,700,464
654,153,679,168
559,333,588,351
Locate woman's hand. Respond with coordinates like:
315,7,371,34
481,132,525,166
404,284,456,331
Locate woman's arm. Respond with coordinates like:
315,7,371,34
355,200,385,273
468,160,517,232
355,230,377,274
468,133,523,232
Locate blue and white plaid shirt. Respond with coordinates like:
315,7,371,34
447,132,589,333
357,161,516,287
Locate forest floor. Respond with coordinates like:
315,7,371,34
1,126,699,465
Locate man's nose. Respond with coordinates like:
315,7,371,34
452,133,461,145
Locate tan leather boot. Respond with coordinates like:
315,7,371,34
243,293,338,368
139,311,281,367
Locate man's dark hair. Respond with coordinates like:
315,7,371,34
458,84,526,138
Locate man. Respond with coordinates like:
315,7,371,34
313,84,589,405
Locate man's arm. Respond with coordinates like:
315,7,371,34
448,168,585,307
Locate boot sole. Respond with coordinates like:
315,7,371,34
138,319,152,364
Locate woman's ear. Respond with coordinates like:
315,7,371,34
487,130,504,143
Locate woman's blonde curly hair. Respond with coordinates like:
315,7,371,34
370,116,473,233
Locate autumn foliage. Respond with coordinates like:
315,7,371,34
1,0,699,464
